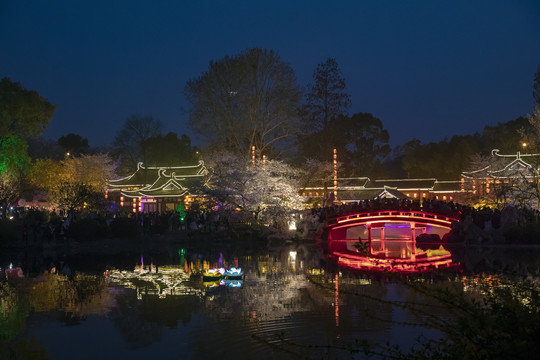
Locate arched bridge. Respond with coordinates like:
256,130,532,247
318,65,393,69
326,211,460,270
327,210,458,233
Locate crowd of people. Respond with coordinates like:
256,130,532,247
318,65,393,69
3,196,540,244
307,197,540,232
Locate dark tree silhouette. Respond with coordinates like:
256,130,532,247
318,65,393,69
185,48,301,156
58,133,89,156
302,58,351,132
112,115,163,174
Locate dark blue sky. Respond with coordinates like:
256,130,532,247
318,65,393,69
1,1,539,148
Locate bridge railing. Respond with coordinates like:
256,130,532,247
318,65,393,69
327,210,459,227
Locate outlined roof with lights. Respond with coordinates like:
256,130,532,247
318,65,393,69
461,149,540,180
302,177,461,201
107,161,209,198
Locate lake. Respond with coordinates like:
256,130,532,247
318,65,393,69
1,237,539,359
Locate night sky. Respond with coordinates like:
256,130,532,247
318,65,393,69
1,1,539,149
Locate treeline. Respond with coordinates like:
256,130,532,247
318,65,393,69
390,116,532,180
1,50,539,214
184,48,539,180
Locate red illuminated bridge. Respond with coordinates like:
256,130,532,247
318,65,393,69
326,210,460,272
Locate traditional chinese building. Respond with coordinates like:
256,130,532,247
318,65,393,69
301,177,462,204
461,149,540,198
107,161,209,213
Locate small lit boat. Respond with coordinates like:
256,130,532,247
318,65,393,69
222,279,243,288
4,264,24,279
224,267,244,280
202,267,225,281
203,280,221,288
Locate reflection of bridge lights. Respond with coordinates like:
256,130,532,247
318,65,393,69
335,273,339,327
334,251,455,273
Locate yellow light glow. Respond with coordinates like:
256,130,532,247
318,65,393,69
289,251,297,261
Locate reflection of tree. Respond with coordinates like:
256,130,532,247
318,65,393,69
111,292,163,348
395,277,540,359
29,274,112,322
0,283,30,341
139,295,200,328
1,337,50,360
0,280,60,359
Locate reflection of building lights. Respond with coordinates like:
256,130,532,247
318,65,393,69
288,220,296,230
107,266,203,298
289,251,297,262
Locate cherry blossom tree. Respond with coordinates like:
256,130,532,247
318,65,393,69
205,151,304,226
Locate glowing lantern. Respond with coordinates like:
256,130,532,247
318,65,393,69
333,149,338,200
252,146,256,165
120,196,124,207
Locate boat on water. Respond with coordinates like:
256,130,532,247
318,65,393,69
202,267,225,281
203,280,221,288
222,279,243,287
224,267,244,279
4,266,24,279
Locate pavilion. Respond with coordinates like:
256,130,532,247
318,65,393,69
461,149,540,200
107,161,209,213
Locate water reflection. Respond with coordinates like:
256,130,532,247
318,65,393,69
1,241,539,359
106,266,202,299
328,220,459,272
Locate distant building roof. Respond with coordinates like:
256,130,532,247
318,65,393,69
303,175,457,200
432,181,462,193
461,149,540,179
369,178,437,190
339,187,407,202
108,161,208,198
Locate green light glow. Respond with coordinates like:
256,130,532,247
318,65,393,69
0,136,30,175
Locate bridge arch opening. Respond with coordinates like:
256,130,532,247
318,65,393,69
327,211,459,272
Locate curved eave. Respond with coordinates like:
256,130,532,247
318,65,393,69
120,189,189,198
